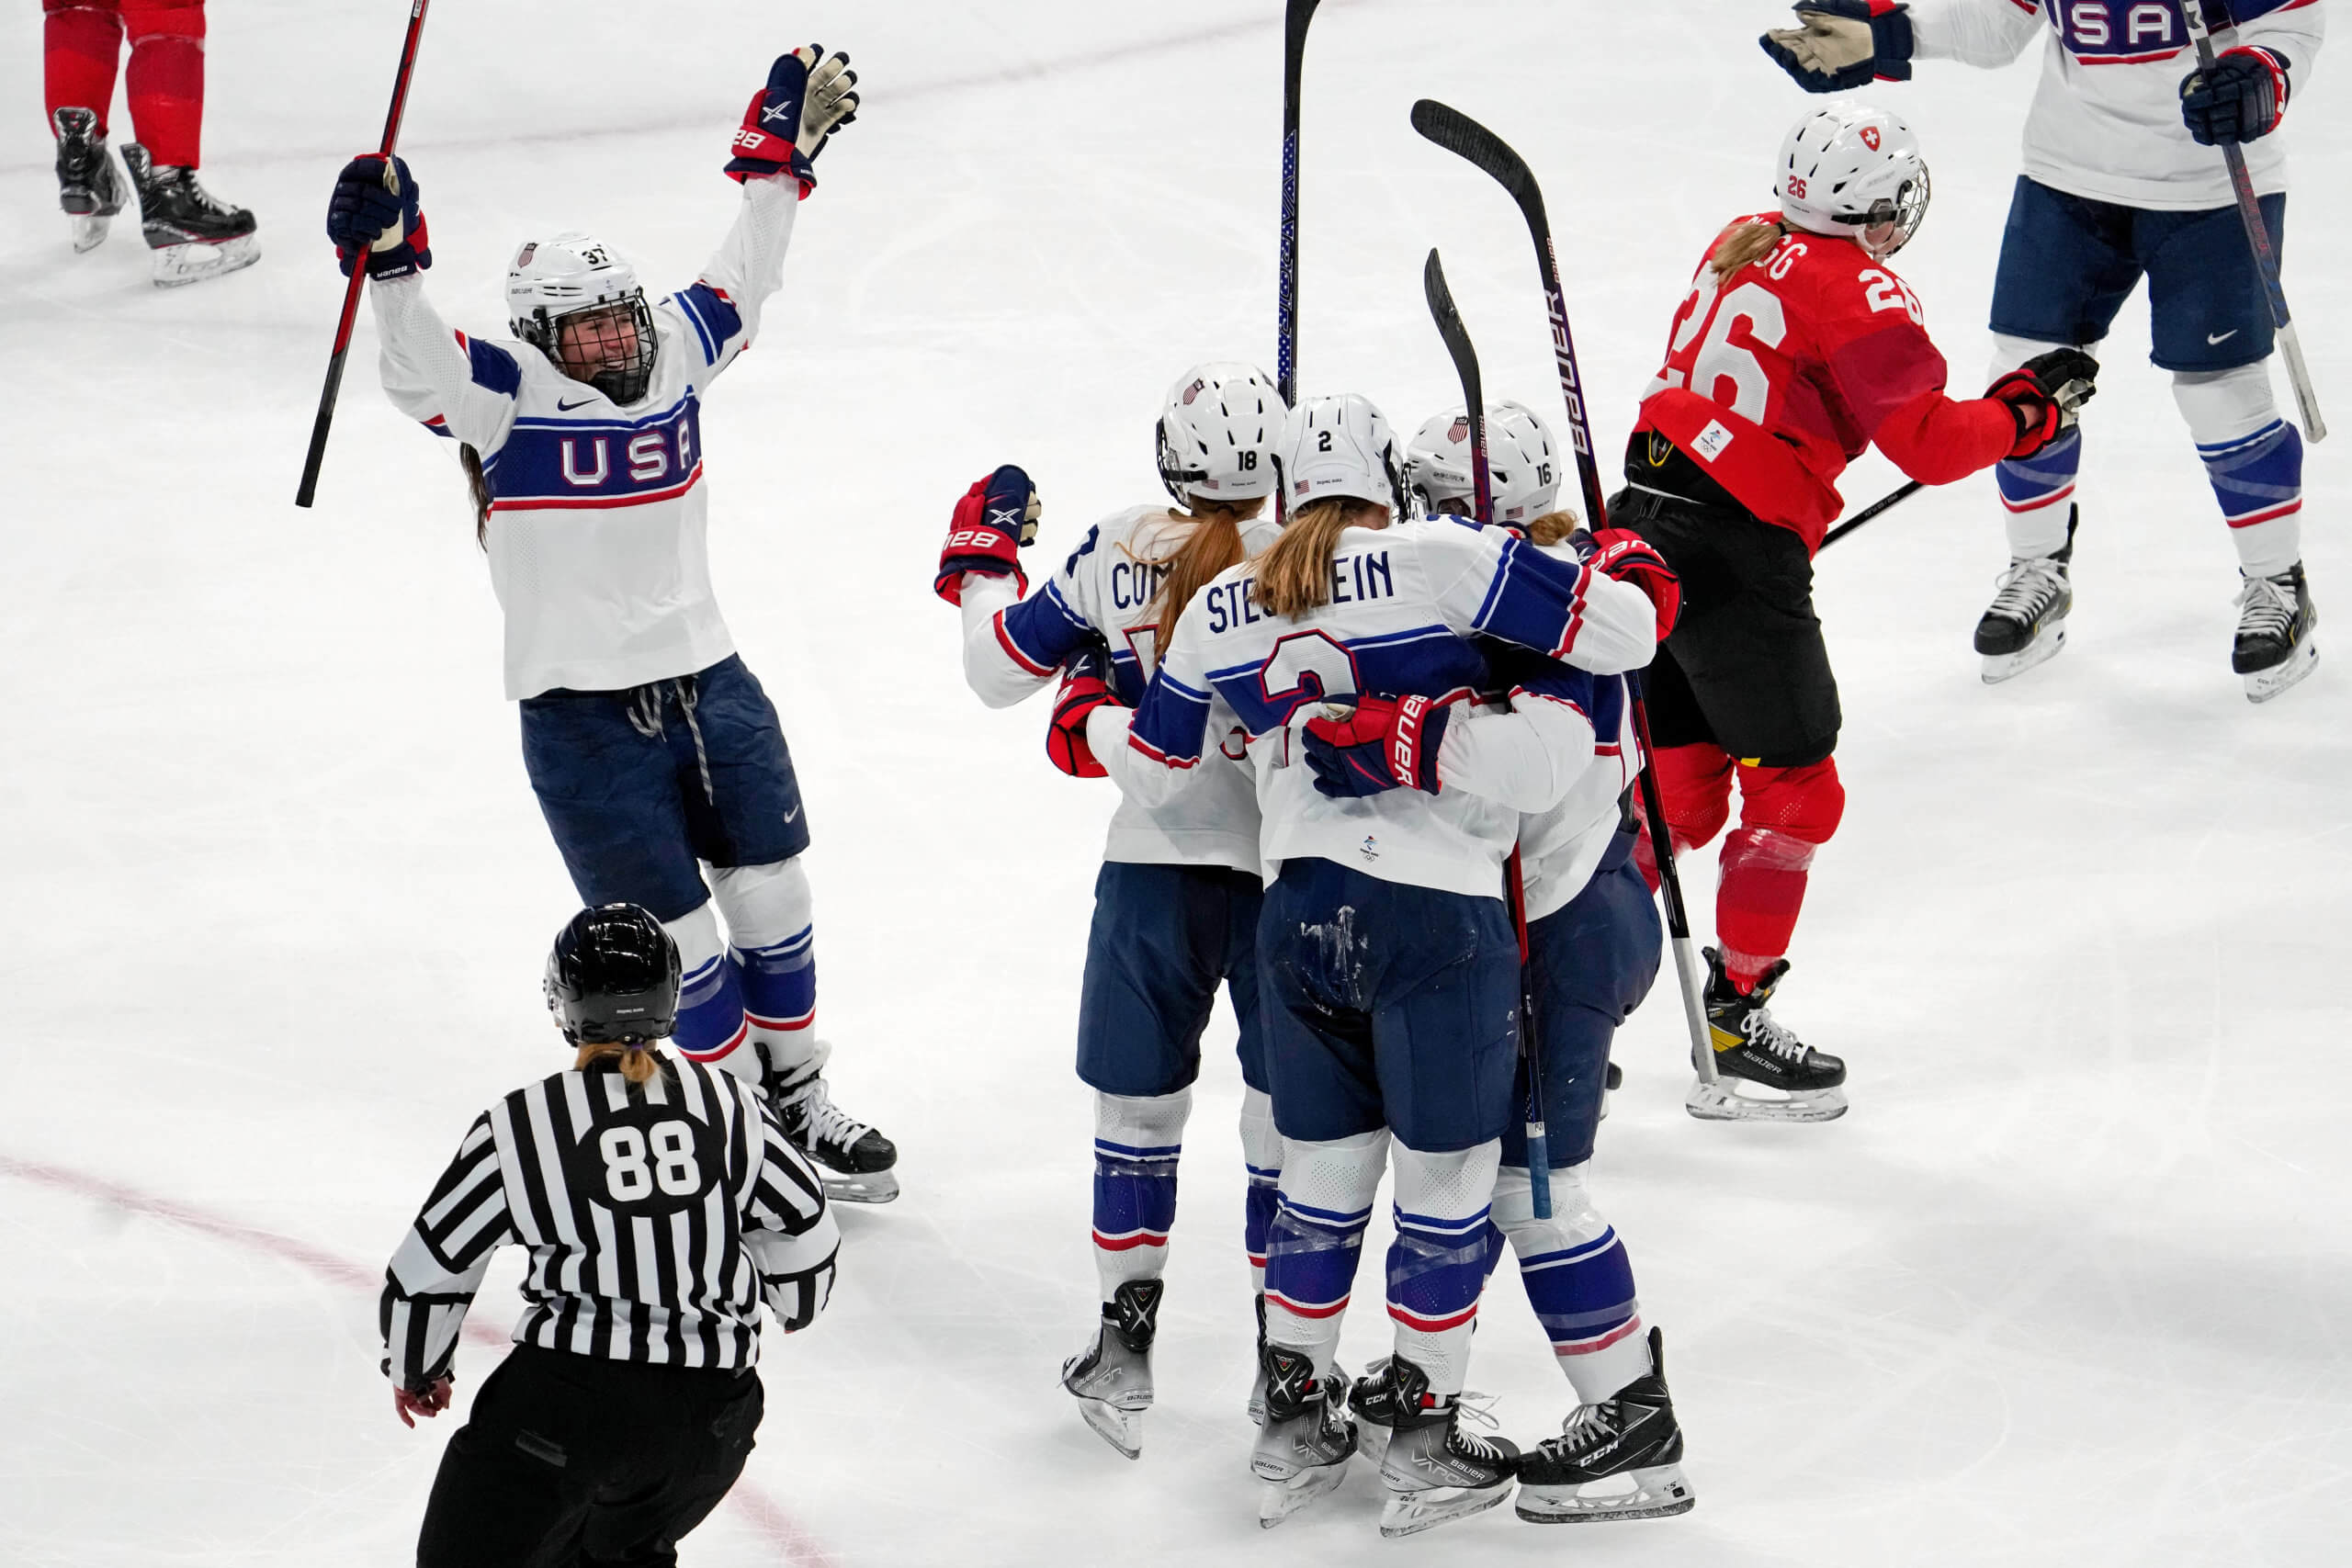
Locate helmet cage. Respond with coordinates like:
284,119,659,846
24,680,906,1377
518,293,660,407
1833,164,1931,260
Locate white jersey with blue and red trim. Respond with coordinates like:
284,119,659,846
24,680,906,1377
1497,658,1644,923
1910,0,2324,209
959,503,1282,874
1096,518,1657,900
372,175,800,699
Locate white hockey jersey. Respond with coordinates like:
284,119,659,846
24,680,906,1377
374,175,800,699
1909,0,2324,209
960,503,1280,874
1095,519,1657,900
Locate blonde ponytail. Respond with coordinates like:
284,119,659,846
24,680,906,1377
1254,497,1383,620
574,1041,666,1088
1141,497,1263,642
1708,216,1788,281
1522,508,1583,547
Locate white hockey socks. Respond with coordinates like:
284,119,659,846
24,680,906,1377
2175,362,2304,578
1239,1087,1282,1297
710,857,819,1084
1262,1128,1389,1376
1385,1140,1501,1398
1493,1162,1651,1404
1091,1089,1192,1302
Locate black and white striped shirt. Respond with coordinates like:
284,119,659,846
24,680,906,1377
380,1054,836,1387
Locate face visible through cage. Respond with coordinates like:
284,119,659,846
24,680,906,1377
553,298,658,404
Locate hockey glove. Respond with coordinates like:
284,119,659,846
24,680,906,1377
727,48,823,192
935,465,1041,606
2181,47,2291,146
1047,645,1118,779
326,154,429,280
1759,2,1914,94
1302,695,1451,799
1581,528,1682,640
1987,348,2099,460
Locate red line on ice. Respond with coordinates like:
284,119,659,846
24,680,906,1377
0,1152,840,1568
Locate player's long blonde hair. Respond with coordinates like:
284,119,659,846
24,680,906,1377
1709,216,1788,280
1255,496,1387,620
574,1040,666,1088
1521,508,1582,547
1140,496,1267,646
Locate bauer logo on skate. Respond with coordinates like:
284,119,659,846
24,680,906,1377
485,396,705,512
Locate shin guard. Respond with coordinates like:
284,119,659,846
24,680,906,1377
121,0,204,168
1717,757,1845,991
1091,1089,1191,1300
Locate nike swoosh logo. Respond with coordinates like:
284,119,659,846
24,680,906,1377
557,396,598,411
2208,330,2240,345
782,807,801,823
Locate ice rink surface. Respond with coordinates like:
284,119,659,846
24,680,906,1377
3,2,2348,1562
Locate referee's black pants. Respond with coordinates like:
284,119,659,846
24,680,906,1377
416,1344,764,1568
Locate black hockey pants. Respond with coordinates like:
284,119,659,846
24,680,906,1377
414,1344,764,1568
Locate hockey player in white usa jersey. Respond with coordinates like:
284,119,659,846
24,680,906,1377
1091,394,1661,1536
324,48,900,1201
928,364,1287,1460
381,906,837,1568
1764,1,2326,700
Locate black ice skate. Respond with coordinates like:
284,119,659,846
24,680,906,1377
120,142,258,288
1685,947,1848,1124
2233,560,2319,704
1060,1279,1160,1461
1973,506,2075,683
1516,1328,1696,1524
52,108,124,254
1346,1354,1500,1469
1368,1355,1520,1539
1250,1344,1359,1529
768,1048,899,1203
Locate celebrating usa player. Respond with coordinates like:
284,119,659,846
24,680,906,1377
324,48,901,1201
1764,0,2327,700
1616,103,2093,1120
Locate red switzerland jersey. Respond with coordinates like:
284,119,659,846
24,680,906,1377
1635,217,2014,552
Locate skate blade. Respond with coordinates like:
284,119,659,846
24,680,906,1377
1074,1397,1144,1461
1685,1077,1848,1124
1256,1462,1350,1529
1516,1463,1696,1524
2244,634,2318,704
71,212,112,254
821,1168,899,1204
150,233,259,288
1377,1480,1515,1539
1981,624,2065,684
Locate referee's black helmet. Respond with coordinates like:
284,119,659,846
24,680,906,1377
545,904,682,1045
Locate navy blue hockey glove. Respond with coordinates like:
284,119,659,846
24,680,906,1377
2181,47,2291,146
327,154,429,279
1759,2,1914,93
935,465,1041,606
1047,642,1118,779
1302,695,1451,799
728,46,858,191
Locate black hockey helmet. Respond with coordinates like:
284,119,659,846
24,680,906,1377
544,904,681,1045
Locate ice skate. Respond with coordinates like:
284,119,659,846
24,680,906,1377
1515,1328,1695,1523
121,142,258,288
1685,947,1848,1124
1369,1356,1519,1539
1060,1279,1159,1460
1973,507,2075,683
52,108,124,254
2234,561,2319,704
769,1047,899,1203
1250,1344,1358,1528
1348,1354,1498,1469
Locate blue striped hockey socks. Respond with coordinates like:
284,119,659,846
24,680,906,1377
1494,1163,1649,1403
2177,364,2305,578
1386,1142,1501,1398
1092,1090,1191,1300
1263,1129,1388,1373
1239,1087,1281,1296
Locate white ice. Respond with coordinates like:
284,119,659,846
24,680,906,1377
3,2,2348,1563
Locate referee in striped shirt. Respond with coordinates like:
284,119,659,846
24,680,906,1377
381,904,839,1568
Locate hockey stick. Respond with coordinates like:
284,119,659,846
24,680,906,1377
1819,478,1924,550
2181,1,2326,442
1410,97,1719,1091
295,0,435,509
1276,0,1322,412
1425,248,1553,1218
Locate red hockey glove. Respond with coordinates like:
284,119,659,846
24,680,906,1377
935,465,1040,606
1047,652,1117,778
727,49,823,193
392,1375,453,1428
1584,528,1682,639
1302,695,1451,799
1987,348,2099,459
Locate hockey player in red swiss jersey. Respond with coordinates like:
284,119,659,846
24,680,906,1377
1616,102,2096,1121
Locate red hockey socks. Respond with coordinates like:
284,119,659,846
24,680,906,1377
1715,757,1845,991
1632,743,1735,893
123,0,206,168
43,0,124,136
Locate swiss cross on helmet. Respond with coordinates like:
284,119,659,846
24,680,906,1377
507,231,661,405
1775,101,1930,261
1155,362,1286,506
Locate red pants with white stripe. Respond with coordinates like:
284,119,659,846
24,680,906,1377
43,0,207,168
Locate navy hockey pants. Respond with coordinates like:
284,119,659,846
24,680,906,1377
1076,861,1267,1098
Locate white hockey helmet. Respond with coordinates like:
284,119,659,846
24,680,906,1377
1405,400,1562,525
1156,362,1285,506
506,231,659,404
1774,101,1929,261
1274,393,1404,514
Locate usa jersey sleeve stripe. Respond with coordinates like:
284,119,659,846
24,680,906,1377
1425,525,1658,675
370,275,523,456
996,581,1094,675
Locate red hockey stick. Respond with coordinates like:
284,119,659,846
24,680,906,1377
294,0,435,509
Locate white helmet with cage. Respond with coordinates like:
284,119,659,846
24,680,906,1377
1275,393,1404,514
1775,101,1929,262
1156,362,1285,506
505,231,659,404
1405,400,1562,525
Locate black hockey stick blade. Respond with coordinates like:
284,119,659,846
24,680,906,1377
1412,99,1546,234
1422,249,1494,526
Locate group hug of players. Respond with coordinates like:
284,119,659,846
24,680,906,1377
324,2,2323,1559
